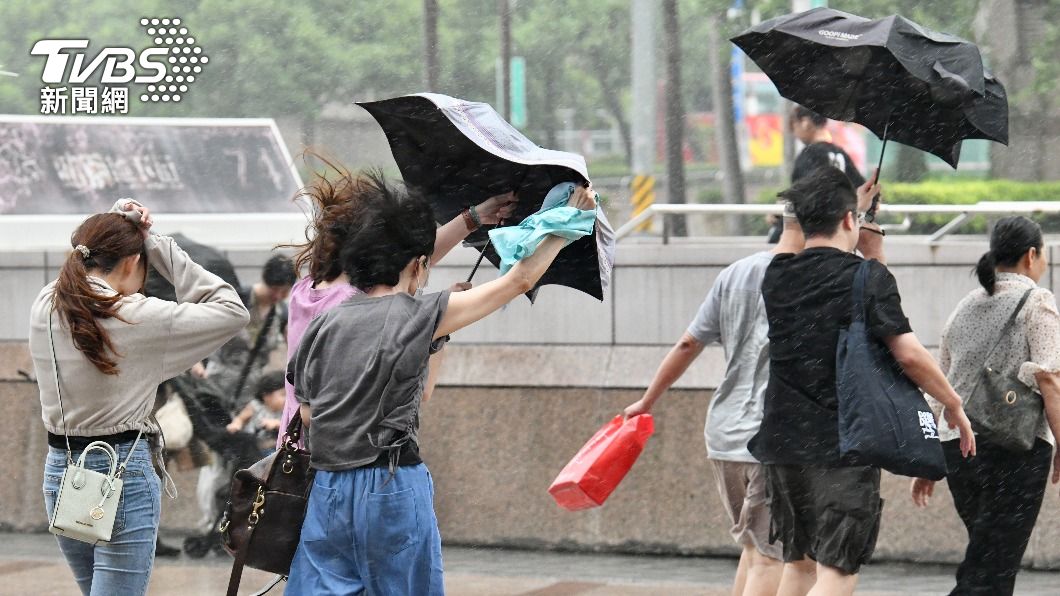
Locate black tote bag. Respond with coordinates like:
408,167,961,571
836,260,948,480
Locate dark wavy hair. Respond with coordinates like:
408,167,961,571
976,216,1043,295
53,213,147,375
285,153,370,285
338,170,436,289
793,105,828,128
780,166,857,238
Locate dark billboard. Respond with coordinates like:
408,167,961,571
0,116,302,214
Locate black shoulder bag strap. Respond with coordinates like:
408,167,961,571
851,260,871,324
231,304,277,403
981,287,1035,373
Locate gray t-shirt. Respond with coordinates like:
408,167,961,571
287,290,450,471
688,251,772,463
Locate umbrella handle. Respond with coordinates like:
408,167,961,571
866,119,890,222
466,220,506,283
467,237,492,283
874,118,890,184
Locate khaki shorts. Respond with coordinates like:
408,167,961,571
710,459,784,561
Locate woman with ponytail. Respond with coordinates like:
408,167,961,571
29,199,249,595
912,216,1060,595
276,158,517,447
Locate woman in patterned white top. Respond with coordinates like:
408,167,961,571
912,216,1060,596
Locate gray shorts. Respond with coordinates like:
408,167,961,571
710,459,784,560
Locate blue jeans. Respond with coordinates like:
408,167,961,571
43,440,161,596
286,464,444,595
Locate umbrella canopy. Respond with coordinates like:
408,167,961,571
357,93,615,301
732,7,1008,167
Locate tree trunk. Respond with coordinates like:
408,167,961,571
588,60,633,167
423,0,439,91
706,13,745,234
662,0,687,237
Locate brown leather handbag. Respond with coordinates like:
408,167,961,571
220,412,314,596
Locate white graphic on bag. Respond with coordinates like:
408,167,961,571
918,410,939,440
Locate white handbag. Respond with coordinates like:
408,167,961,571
49,441,125,544
47,309,145,545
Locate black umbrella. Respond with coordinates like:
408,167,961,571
731,7,1008,170
357,93,615,301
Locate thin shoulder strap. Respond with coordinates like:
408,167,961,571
982,287,1035,367
47,307,74,465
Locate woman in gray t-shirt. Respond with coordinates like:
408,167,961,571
913,216,1060,596
286,170,597,595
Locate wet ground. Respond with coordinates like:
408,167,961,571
1,532,1057,595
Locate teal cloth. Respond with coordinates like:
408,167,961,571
488,182,597,275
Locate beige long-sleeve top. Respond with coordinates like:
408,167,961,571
930,272,1060,445
29,233,250,436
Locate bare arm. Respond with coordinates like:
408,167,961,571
299,403,311,430
624,333,705,417
1034,372,1060,489
434,185,596,339
856,174,886,263
432,192,517,262
226,403,255,432
434,234,566,338
423,348,446,404
885,332,975,456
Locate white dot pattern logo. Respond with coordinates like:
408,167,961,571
139,16,208,104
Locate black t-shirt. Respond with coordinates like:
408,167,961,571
748,248,912,466
792,142,866,188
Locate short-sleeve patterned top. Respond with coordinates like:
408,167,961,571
933,272,1060,445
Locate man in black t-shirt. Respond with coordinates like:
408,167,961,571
767,106,866,243
748,168,975,595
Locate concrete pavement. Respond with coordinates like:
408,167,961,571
1,532,1058,595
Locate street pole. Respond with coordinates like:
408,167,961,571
499,0,512,120
630,0,657,233
662,0,687,237
423,0,439,91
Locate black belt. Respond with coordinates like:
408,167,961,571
48,430,148,451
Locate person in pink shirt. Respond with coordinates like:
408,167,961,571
277,164,516,447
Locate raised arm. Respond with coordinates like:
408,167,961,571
432,192,517,262
151,234,251,378
433,185,595,339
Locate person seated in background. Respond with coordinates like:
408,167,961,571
226,370,286,456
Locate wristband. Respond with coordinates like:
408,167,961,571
461,209,478,231
469,204,482,227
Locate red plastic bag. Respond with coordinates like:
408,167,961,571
548,414,654,511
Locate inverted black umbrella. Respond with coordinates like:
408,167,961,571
731,7,1008,170
357,93,615,301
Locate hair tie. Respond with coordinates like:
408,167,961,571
74,245,90,259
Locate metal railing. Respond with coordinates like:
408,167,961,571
615,202,1060,244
